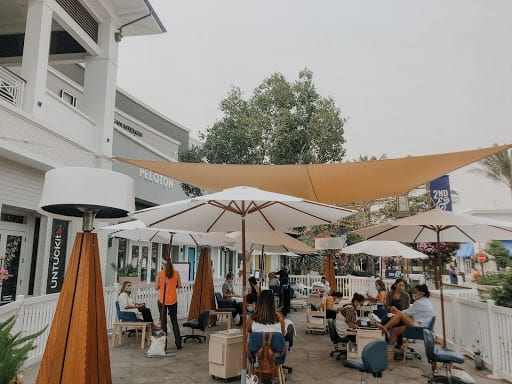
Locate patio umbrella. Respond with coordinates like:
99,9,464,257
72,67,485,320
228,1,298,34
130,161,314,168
132,186,356,382
188,247,216,322
314,235,342,292
101,220,224,246
354,209,512,347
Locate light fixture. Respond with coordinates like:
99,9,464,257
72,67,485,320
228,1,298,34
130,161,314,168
114,7,153,43
36,167,134,383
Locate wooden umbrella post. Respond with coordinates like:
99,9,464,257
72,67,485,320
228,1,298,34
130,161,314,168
37,212,111,384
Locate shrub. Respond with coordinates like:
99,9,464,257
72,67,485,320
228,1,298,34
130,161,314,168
490,274,512,308
0,316,45,384
477,271,510,286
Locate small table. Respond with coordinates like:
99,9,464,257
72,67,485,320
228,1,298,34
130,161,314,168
111,321,151,350
209,310,234,329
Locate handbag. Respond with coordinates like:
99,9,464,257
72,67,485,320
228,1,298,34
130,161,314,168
146,271,168,357
246,374,259,384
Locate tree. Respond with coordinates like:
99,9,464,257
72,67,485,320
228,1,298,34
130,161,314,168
485,240,511,269
471,145,512,196
186,69,346,168
178,145,204,197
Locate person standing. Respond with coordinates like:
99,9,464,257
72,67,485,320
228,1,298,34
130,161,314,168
156,259,182,350
275,266,290,316
448,262,459,285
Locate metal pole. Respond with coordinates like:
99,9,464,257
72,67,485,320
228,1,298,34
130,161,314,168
437,230,447,347
240,210,248,384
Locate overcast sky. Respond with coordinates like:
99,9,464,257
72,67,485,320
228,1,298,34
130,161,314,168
117,0,511,212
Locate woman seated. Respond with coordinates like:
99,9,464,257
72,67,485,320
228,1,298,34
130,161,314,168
321,291,343,320
384,278,410,318
247,289,285,335
367,279,387,304
377,284,434,345
335,293,365,342
118,281,160,331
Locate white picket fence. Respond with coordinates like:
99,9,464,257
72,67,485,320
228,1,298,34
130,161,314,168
1,276,511,382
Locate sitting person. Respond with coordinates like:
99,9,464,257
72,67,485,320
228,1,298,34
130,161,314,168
118,281,160,331
321,291,344,320
377,284,434,345
248,276,260,297
320,276,331,294
222,272,243,325
247,289,285,335
385,278,410,313
335,293,365,343
367,279,387,304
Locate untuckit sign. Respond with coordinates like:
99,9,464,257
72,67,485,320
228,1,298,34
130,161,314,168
46,219,69,294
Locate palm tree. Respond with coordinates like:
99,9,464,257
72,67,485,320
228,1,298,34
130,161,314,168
471,145,512,196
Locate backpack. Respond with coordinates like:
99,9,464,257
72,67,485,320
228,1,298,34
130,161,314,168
252,333,276,380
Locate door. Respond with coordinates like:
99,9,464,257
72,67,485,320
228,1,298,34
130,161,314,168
0,230,24,305
129,242,150,283
187,247,196,281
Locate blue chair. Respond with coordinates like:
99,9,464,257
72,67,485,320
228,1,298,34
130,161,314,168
343,340,388,384
248,332,288,384
181,310,209,343
115,301,139,322
401,315,436,360
423,329,465,384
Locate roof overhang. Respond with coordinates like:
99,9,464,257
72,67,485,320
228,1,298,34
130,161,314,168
115,144,512,205
113,0,166,36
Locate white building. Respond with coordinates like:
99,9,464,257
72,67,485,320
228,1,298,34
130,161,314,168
0,0,176,304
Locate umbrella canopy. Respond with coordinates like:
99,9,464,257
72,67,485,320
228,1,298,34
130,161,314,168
355,209,512,347
341,240,428,259
220,231,315,254
101,220,226,246
314,234,340,292
132,186,356,378
188,247,216,322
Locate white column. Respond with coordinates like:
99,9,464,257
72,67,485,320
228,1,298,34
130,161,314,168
81,20,118,168
21,0,53,115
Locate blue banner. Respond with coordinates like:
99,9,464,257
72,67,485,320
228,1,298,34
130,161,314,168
429,175,453,211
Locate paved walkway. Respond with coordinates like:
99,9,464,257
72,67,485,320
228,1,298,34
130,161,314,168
21,308,505,384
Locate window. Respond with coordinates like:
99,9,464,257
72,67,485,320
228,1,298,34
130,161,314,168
60,90,77,107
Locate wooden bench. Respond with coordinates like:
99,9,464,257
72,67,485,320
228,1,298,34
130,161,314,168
209,310,234,329
111,321,152,350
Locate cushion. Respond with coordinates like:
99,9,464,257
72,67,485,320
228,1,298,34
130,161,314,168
434,348,465,364
343,359,365,371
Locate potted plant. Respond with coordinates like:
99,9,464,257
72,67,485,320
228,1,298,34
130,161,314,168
0,316,45,384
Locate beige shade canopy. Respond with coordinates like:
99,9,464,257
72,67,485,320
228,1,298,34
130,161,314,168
115,144,511,205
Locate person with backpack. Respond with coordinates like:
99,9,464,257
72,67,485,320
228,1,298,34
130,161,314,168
247,289,285,334
155,259,182,350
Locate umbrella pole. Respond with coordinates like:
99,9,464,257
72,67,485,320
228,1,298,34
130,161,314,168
437,230,447,347
241,214,248,383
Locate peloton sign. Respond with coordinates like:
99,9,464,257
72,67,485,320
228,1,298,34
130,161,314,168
139,168,174,190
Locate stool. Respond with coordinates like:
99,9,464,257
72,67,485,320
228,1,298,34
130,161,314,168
111,321,151,350
209,310,234,329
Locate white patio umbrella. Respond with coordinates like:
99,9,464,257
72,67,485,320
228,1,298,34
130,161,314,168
101,220,226,246
132,186,356,381
221,231,316,254
341,240,429,259
354,209,512,347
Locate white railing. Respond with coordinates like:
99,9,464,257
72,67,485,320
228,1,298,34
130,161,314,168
430,291,512,382
2,276,511,382
0,65,25,107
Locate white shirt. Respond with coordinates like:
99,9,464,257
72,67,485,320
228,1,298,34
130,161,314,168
119,292,143,320
404,296,434,325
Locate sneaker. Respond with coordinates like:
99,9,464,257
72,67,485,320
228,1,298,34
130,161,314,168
176,345,183,350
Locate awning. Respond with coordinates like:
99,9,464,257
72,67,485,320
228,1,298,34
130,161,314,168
115,144,511,205
455,242,475,258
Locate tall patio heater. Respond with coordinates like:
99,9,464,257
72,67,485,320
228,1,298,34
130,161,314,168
36,167,134,384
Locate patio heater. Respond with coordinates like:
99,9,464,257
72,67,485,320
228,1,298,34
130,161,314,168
36,167,134,384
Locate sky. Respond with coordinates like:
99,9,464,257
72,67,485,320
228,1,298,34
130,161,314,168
116,0,511,212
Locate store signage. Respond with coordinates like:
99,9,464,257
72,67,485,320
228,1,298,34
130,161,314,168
429,175,453,211
139,168,174,189
114,118,143,138
46,219,69,294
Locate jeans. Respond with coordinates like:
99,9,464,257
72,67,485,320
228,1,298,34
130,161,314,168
158,302,181,348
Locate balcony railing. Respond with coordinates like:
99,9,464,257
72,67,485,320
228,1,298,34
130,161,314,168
0,65,25,108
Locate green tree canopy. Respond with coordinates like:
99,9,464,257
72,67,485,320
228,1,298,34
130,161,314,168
485,240,511,269
471,145,512,196
185,69,346,168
